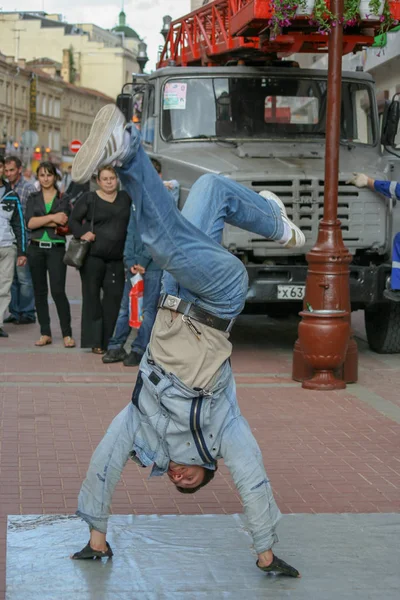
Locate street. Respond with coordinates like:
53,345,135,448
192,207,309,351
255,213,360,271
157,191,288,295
0,268,399,596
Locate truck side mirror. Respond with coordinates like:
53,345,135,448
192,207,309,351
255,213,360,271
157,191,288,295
381,94,400,147
117,93,134,122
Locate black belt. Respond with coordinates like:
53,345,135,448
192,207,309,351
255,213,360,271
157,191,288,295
158,294,235,333
30,240,65,248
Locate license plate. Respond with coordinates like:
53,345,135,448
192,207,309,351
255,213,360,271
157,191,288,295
277,285,305,300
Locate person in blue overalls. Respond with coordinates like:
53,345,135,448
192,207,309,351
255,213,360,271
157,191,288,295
347,173,400,302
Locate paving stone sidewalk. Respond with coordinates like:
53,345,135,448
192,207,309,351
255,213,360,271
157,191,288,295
0,270,399,598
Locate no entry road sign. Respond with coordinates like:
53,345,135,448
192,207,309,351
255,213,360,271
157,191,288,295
70,139,82,154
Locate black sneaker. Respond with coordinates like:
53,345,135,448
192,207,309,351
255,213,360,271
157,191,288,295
257,554,300,577
17,316,36,325
383,288,400,302
102,348,127,364
123,351,143,367
4,315,18,324
0,327,9,338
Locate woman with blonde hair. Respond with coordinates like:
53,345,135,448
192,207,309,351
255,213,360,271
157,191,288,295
69,166,131,353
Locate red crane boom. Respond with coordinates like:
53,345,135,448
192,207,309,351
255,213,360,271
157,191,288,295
157,0,387,67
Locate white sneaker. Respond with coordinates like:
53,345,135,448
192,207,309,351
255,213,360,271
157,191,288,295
72,104,127,183
259,190,306,249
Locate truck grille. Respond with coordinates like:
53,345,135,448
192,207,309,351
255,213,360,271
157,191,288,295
244,178,387,252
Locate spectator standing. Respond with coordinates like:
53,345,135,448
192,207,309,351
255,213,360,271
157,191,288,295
347,173,400,302
102,158,177,367
3,156,36,325
102,204,162,366
151,158,180,206
23,167,36,186
0,176,27,338
0,158,7,197
69,166,131,353
61,165,73,194
25,162,75,348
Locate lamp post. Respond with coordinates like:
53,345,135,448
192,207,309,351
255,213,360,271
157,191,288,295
137,41,149,74
292,0,358,389
161,15,172,41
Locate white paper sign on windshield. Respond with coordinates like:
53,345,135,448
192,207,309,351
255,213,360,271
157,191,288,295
163,82,187,110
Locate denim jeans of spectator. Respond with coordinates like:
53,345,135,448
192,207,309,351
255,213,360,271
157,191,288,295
9,262,36,320
108,269,162,355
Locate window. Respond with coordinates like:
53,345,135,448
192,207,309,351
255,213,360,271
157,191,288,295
53,131,60,151
54,99,61,118
142,86,155,146
21,87,27,109
161,76,377,145
42,95,47,115
48,96,53,117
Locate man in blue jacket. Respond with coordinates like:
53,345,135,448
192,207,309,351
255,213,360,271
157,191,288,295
0,183,27,337
102,202,162,367
347,173,400,302
70,105,304,576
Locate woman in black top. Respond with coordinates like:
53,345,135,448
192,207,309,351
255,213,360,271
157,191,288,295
69,165,131,353
25,161,75,348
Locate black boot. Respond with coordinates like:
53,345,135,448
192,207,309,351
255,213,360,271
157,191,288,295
123,351,143,367
3,315,18,324
102,347,127,364
0,327,9,338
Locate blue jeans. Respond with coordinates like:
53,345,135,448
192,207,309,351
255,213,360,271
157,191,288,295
117,126,283,320
392,232,400,290
108,269,162,354
9,263,36,320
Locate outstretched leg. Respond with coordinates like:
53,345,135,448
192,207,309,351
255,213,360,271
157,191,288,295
72,105,305,319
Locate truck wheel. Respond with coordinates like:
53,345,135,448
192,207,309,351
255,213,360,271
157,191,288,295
364,303,400,353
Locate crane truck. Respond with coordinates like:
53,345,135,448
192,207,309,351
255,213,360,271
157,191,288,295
117,0,400,353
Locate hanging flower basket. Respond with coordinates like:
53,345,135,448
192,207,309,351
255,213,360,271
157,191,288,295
269,0,396,33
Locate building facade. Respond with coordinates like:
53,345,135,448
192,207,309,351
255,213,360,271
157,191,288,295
0,11,141,99
0,53,112,168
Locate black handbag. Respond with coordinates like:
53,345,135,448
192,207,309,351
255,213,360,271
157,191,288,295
64,194,96,268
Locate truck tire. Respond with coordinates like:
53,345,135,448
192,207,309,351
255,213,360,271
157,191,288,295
364,303,400,353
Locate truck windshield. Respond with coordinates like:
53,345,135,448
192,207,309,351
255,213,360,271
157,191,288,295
161,76,375,145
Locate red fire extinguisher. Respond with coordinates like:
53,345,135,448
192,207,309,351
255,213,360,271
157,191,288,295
129,274,144,329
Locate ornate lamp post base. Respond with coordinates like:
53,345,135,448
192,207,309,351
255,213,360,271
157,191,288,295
293,220,359,387
298,309,350,390
291,0,358,390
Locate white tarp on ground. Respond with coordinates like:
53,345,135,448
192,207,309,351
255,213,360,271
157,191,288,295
6,513,400,599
